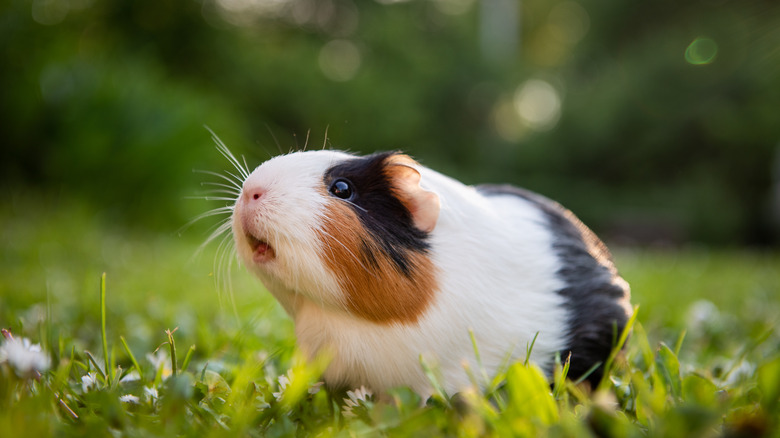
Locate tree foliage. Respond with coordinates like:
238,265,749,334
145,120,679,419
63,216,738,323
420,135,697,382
2,0,779,243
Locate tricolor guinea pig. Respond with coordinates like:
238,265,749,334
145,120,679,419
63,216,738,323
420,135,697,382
231,150,632,397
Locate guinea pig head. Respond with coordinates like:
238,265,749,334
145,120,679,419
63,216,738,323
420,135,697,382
233,150,441,324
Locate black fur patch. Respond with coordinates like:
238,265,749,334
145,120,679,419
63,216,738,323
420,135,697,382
476,184,631,387
324,152,431,277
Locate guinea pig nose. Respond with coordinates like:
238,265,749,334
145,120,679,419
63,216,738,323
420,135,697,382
244,188,266,202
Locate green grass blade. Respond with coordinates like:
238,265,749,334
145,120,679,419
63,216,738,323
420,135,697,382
552,352,571,399
100,272,111,380
572,361,603,386
84,350,106,381
166,328,178,377
120,335,143,380
657,342,682,399
469,329,489,386
524,332,540,366
419,354,450,405
673,329,687,356
598,305,639,390
180,345,196,373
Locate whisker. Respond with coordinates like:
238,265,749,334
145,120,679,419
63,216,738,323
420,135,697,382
225,246,240,320
185,216,230,269
195,217,234,257
292,132,299,153
317,227,379,281
191,205,235,219
317,230,351,310
178,206,233,236
242,155,250,175
205,126,251,180
196,188,240,197
220,145,250,181
197,218,231,244
201,181,241,194
303,129,311,152
215,230,234,274
184,131,249,321
224,170,246,187
213,230,235,311
322,125,330,150
184,196,239,202
219,147,250,180
193,170,243,191
316,229,368,311
342,200,368,213
265,123,284,155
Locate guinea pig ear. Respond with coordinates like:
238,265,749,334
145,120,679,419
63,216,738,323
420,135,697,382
385,154,441,233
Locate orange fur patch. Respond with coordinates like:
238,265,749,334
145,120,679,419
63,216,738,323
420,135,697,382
383,155,440,233
317,199,438,324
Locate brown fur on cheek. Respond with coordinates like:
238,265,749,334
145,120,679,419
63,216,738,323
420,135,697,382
316,200,438,324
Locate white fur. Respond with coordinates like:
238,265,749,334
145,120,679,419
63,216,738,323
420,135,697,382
234,151,570,397
233,150,353,314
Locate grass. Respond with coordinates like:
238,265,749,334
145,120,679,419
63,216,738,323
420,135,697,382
1,194,780,437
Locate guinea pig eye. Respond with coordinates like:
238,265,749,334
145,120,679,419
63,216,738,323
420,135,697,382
329,179,355,200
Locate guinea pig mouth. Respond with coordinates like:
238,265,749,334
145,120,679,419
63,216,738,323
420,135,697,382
246,233,275,263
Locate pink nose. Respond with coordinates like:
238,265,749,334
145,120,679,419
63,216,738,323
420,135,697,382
243,186,266,202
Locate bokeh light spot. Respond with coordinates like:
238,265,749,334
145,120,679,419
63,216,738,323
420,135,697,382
434,0,475,16
318,40,361,82
32,0,69,25
685,37,718,65
513,79,562,131
492,96,528,142
549,1,590,44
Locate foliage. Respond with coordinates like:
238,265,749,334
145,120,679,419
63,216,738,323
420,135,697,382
1,0,780,243
1,199,780,436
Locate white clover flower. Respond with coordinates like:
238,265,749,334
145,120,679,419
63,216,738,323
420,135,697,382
342,386,373,418
255,395,270,411
120,370,141,384
687,299,720,331
272,371,293,402
81,372,98,392
143,386,159,402
0,337,51,376
119,394,140,404
725,359,756,386
308,381,324,395
146,350,171,378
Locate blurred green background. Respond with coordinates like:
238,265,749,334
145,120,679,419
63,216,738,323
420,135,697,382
1,4,780,423
2,0,780,244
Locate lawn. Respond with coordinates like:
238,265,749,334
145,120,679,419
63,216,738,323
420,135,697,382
1,193,779,437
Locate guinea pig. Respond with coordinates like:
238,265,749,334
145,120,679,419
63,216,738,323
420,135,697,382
230,149,632,397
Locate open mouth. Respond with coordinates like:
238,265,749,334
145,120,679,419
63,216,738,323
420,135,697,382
246,233,275,263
